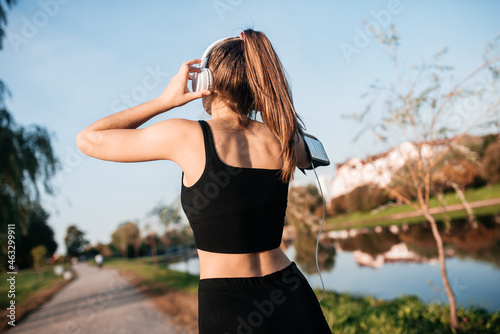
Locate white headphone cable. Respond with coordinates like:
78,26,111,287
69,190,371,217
312,164,326,302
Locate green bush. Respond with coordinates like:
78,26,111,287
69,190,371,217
320,291,500,333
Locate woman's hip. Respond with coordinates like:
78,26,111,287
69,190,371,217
198,262,332,334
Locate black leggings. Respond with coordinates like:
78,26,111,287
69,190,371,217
198,262,332,334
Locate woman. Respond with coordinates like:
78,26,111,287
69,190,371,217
77,29,331,333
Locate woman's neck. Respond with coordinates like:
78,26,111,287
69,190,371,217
208,99,245,128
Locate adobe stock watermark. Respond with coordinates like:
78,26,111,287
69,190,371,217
339,0,405,63
212,0,244,21
7,0,72,54
110,65,170,113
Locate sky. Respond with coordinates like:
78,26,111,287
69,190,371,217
1,0,499,253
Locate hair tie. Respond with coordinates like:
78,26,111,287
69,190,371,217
239,32,245,41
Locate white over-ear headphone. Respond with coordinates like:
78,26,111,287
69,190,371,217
191,37,233,93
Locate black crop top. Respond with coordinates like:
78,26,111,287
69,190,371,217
180,120,289,254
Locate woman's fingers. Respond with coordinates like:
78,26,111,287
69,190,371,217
186,89,211,101
180,59,202,76
158,59,209,108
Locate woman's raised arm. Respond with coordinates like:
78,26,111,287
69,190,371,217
76,59,210,162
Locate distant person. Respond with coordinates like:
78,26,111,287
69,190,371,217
94,254,103,269
77,29,331,333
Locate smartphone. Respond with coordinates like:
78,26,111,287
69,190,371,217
303,133,330,169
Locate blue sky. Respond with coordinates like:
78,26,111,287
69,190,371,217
1,0,499,253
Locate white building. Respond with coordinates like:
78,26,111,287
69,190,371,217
324,141,456,201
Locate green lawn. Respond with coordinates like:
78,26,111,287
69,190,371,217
326,184,500,229
0,266,68,310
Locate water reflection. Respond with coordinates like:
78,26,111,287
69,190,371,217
293,231,336,274
287,214,500,311
168,215,500,310
293,215,500,270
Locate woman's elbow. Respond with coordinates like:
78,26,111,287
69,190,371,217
76,130,95,157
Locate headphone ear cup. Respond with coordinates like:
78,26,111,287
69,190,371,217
192,68,213,92
205,68,213,92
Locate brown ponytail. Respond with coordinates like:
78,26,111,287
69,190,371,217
206,29,304,182
242,29,303,182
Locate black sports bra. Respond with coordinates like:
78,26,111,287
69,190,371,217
180,120,289,254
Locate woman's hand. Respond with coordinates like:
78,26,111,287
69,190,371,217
77,59,210,163
158,59,211,110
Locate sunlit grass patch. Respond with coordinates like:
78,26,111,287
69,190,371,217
318,290,500,333
97,257,199,294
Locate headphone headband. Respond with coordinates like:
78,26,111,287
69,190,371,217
192,36,236,93
199,37,234,68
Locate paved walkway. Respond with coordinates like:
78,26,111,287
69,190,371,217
8,263,192,334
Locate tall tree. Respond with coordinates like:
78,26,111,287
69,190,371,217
144,224,160,269
1,202,58,271
111,221,140,259
150,200,182,230
30,244,47,279
345,25,500,328
0,1,18,49
150,200,191,267
64,225,89,258
1,0,59,265
17,203,57,269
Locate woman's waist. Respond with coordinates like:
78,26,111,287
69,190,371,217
197,246,291,280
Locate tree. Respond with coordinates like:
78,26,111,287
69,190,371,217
15,203,57,269
150,200,194,268
64,225,89,258
1,203,58,271
0,0,58,233
286,184,322,233
150,200,182,230
144,224,160,269
344,25,500,328
0,1,18,49
285,185,336,274
31,245,47,279
111,221,140,259
0,0,59,270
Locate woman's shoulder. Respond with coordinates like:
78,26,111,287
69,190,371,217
149,118,204,156
155,118,203,137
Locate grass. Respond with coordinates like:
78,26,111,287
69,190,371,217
0,265,69,310
326,184,500,230
319,290,500,333
95,257,199,295
0,264,73,332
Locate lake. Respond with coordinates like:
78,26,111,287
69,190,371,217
169,215,500,311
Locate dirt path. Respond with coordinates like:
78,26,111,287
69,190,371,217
7,262,193,334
